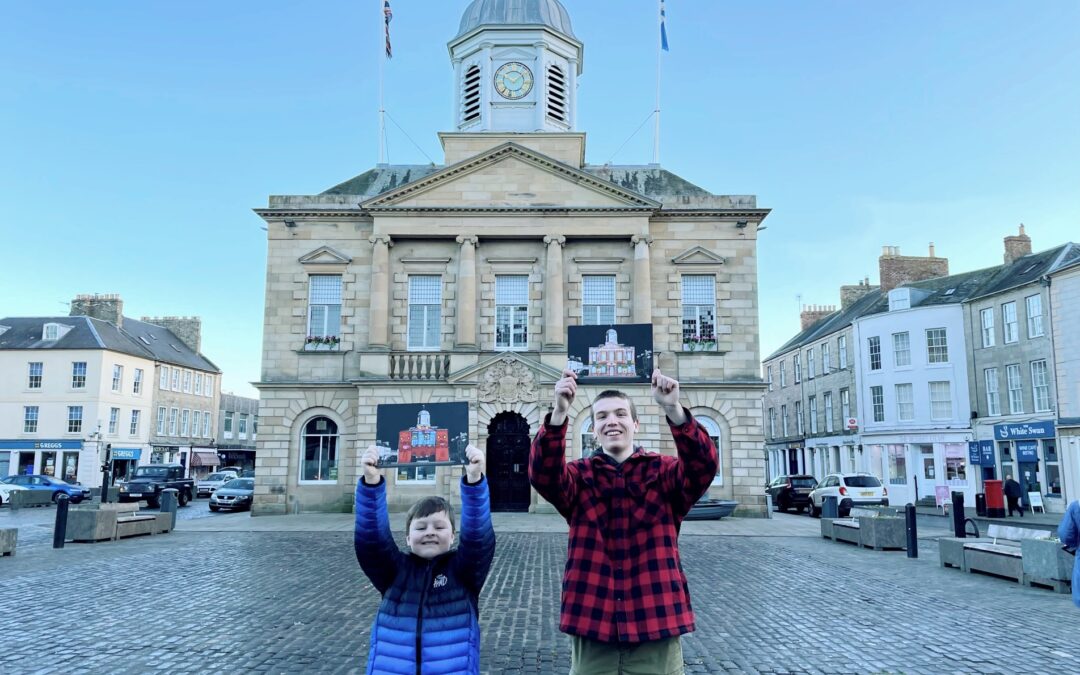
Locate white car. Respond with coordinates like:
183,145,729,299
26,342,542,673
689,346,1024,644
0,482,28,507
808,473,889,517
196,471,240,498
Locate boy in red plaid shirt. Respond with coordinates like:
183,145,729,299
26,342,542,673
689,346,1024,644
529,368,718,675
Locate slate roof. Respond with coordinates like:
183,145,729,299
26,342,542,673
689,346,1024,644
0,316,219,373
456,0,575,39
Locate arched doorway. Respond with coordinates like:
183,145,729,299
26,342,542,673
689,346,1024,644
486,412,532,512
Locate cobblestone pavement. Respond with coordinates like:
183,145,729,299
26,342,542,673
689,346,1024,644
1,517,1077,674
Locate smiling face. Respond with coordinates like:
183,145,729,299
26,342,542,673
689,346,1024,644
405,503,456,559
591,393,639,461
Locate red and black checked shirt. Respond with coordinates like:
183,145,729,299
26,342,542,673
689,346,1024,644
528,408,718,644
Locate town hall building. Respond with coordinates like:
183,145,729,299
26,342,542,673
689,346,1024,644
252,0,770,516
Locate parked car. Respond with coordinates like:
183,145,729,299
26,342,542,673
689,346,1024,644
808,473,889,517
240,470,255,478
119,464,194,508
1,474,91,503
765,474,818,512
209,478,254,512
0,482,29,506
196,471,240,498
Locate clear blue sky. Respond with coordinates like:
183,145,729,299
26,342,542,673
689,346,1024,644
3,1,1078,397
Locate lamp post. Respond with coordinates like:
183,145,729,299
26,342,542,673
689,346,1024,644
93,423,112,503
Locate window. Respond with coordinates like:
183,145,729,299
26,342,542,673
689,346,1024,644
781,405,789,436
239,414,249,439
108,407,120,435
840,388,851,423
808,396,818,434
462,65,481,124
194,373,202,396
129,410,140,436
794,356,802,383
892,332,911,367
168,408,178,436
779,361,787,387
111,365,123,392
868,337,881,371
171,368,180,391
252,416,258,437
795,401,804,434
224,412,234,439
408,275,442,350
495,275,529,350
926,328,948,363
133,368,143,394
824,392,834,433
157,407,166,435
838,336,848,369
23,406,39,433
697,416,724,486
895,384,914,421
767,366,773,391
821,343,831,375
27,362,43,389
1006,364,1023,414
202,412,212,438
204,374,214,397
302,417,338,481
980,308,995,347
768,408,776,438
1026,295,1044,338
43,323,60,340
308,275,343,341
1003,302,1018,343
183,370,192,393
192,411,201,437
580,418,601,457
72,362,87,389
1031,360,1051,412
582,275,616,325
160,366,169,390
546,64,567,123
985,368,1000,416
871,386,885,423
929,381,952,420
67,406,83,433
888,444,907,485
181,409,190,436
807,350,815,379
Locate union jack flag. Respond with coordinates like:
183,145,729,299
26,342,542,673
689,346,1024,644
384,0,393,58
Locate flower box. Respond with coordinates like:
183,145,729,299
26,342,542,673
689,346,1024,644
857,515,906,551
1021,537,1073,593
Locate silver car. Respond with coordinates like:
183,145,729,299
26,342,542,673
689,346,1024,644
209,478,254,512
196,471,239,498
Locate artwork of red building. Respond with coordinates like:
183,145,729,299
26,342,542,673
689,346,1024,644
397,409,450,463
588,328,637,378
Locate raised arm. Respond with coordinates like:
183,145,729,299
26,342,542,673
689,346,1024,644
454,445,495,592
652,370,719,517
354,445,402,593
527,369,579,521
1061,500,1080,551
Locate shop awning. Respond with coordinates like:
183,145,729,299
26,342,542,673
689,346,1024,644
191,451,220,467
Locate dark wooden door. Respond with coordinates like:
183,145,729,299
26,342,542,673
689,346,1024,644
486,413,532,512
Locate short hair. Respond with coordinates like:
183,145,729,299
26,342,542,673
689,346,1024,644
591,390,638,422
405,496,455,533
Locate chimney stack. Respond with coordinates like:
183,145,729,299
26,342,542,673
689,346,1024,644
69,294,123,329
1003,224,1032,265
840,276,879,310
878,245,949,293
142,316,202,354
800,304,837,331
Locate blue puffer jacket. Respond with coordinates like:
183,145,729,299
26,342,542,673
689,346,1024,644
354,476,495,674
1059,500,1080,608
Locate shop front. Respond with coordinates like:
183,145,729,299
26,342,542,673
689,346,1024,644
863,431,974,507
0,440,85,483
993,421,1061,512
110,447,143,482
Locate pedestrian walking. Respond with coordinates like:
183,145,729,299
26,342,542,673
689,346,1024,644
354,443,495,674
1004,474,1024,517
529,368,718,675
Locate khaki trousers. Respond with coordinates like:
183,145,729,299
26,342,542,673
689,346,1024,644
569,635,684,675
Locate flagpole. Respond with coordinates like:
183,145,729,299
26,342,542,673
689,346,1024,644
378,0,386,165
653,0,662,165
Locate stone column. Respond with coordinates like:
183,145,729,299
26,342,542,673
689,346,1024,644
456,235,478,349
631,234,653,324
368,234,393,349
543,235,567,349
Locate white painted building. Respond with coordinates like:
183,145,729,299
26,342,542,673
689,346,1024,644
1049,259,1080,505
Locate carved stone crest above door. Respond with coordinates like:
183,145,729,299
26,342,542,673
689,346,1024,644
478,355,539,404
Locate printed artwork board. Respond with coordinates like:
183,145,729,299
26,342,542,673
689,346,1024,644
567,323,654,385
372,401,470,469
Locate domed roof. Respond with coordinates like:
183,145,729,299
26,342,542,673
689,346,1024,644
456,0,576,39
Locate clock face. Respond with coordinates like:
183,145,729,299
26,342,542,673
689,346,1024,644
493,62,534,100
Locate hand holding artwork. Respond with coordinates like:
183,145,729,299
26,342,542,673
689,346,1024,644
361,445,382,484
651,369,686,425
551,368,578,426
465,444,485,483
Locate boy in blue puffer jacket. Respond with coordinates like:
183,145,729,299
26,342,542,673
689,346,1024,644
355,443,495,675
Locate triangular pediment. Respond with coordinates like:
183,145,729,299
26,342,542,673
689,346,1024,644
672,246,726,265
298,246,352,265
450,352,564,405
362,143,660,211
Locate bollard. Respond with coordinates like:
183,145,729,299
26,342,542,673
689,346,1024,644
765,493,773,519
905,503,918,558
951,491,966,538
160,488,179,531
53,494,70,549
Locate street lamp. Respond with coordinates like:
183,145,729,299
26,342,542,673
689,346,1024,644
91,422,112,503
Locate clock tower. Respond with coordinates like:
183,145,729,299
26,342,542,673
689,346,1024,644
448,0,583,134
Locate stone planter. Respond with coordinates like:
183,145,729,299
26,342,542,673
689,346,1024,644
857,516,906,551
0,528,16,556
820,518,836,540
1021,538,1074,593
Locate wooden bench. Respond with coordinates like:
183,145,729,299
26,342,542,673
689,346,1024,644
962,524,1045,583
0,528,16,557
823,508,877,546
66,502,165,542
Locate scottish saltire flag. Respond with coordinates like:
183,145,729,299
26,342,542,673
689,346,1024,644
384,0,393,58
660,0,669,51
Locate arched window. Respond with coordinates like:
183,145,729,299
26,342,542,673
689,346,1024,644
546,65,566,124
301,416,338,482
697,416,724,486
580,417,600,458
462,65,481,125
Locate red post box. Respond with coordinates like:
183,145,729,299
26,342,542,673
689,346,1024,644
984,479,1005,518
